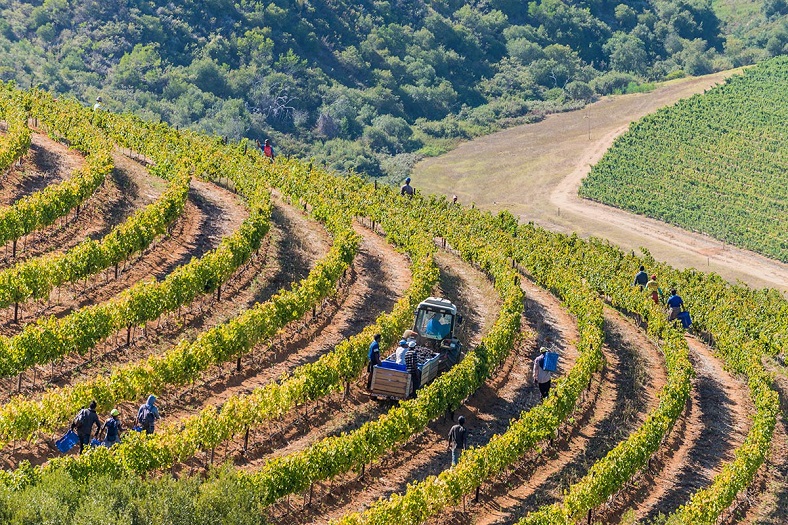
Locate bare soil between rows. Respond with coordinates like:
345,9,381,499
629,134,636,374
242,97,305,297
724,360,788,525
595,335,753,523
0,134,135,271
434,305,665,525
0,195,325,468
0,132,77,206
261,251,575,525
0,172,248,401
162,220,412,475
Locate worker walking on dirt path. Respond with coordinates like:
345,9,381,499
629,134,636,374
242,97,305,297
405,340,421,396
448,415,467,466
400,177,414,198
646,274,662,305
633,265,648,289
666,289,685,321
367,333,382,390
533,348,553,400
71,400,101,454
137,395,161,435
101,408,123,447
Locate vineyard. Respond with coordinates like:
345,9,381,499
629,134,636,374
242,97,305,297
0,79,785,525
579,56,788,263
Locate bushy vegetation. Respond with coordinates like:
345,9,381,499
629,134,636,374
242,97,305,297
0,0,773,176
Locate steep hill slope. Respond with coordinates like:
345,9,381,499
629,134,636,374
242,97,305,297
0,0,774,177
414,69,788,292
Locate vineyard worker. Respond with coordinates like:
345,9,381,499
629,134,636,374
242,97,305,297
262,138,275,162
101,409,123,447
533,348,553,400
400,177,414,198
367,333,382,390
71,400,101,454
448,415,467,466
137,395,161,435
646,275,662,305
93,96,102,111
426,313,452,340
395,339,408,365
667,289,684,321
402,329,419,344
633,265,648,289
405,340,421,397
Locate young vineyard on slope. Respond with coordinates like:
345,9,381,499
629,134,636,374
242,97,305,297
580,56,788,262
0,87,113,253
0,86,31,175
0,87,784,525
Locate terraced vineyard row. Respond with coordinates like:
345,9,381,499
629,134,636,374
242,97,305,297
0,86,783,525
579,56,788,262
0,86,31,175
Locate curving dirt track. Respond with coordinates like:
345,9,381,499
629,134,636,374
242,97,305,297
0,131,119,268
414,70,788,292
255,246,504,524
255,245,632,523
0,174,243,334
0,132,79,205
727,361,788,525
160,220,412,474
0,169,249,399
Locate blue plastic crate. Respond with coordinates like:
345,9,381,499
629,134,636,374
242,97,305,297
542,351,559,372
678,311,692,328
55,430,79,453
379,361,406,371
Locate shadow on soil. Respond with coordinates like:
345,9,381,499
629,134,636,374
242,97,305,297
642,359,736,521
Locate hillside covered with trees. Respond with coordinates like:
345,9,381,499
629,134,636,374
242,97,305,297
0,0,784,177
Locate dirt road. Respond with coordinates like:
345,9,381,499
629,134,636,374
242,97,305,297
414,70,788,292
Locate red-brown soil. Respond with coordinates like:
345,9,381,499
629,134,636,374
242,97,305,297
0,170,248,399
260,250,580,525
0,195,323,468
155,220,413,475
723,360,788,525
596,336,754,523
0,132,77,205
429,305,666,525
0,134,136,270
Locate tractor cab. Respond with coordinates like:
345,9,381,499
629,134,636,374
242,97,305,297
369,297,463,400
413,297,462,367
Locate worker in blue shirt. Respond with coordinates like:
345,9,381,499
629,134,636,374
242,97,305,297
666,289,684,321
633,265,648,289
367,333,382,390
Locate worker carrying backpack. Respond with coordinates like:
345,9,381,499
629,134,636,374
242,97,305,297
542,351,559,372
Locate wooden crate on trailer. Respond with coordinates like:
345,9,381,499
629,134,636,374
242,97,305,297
371,365,412,399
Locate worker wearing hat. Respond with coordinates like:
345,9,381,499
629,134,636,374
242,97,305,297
101,408,123,447
404,340,421,396
93,96,102,111
395,339,408,365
